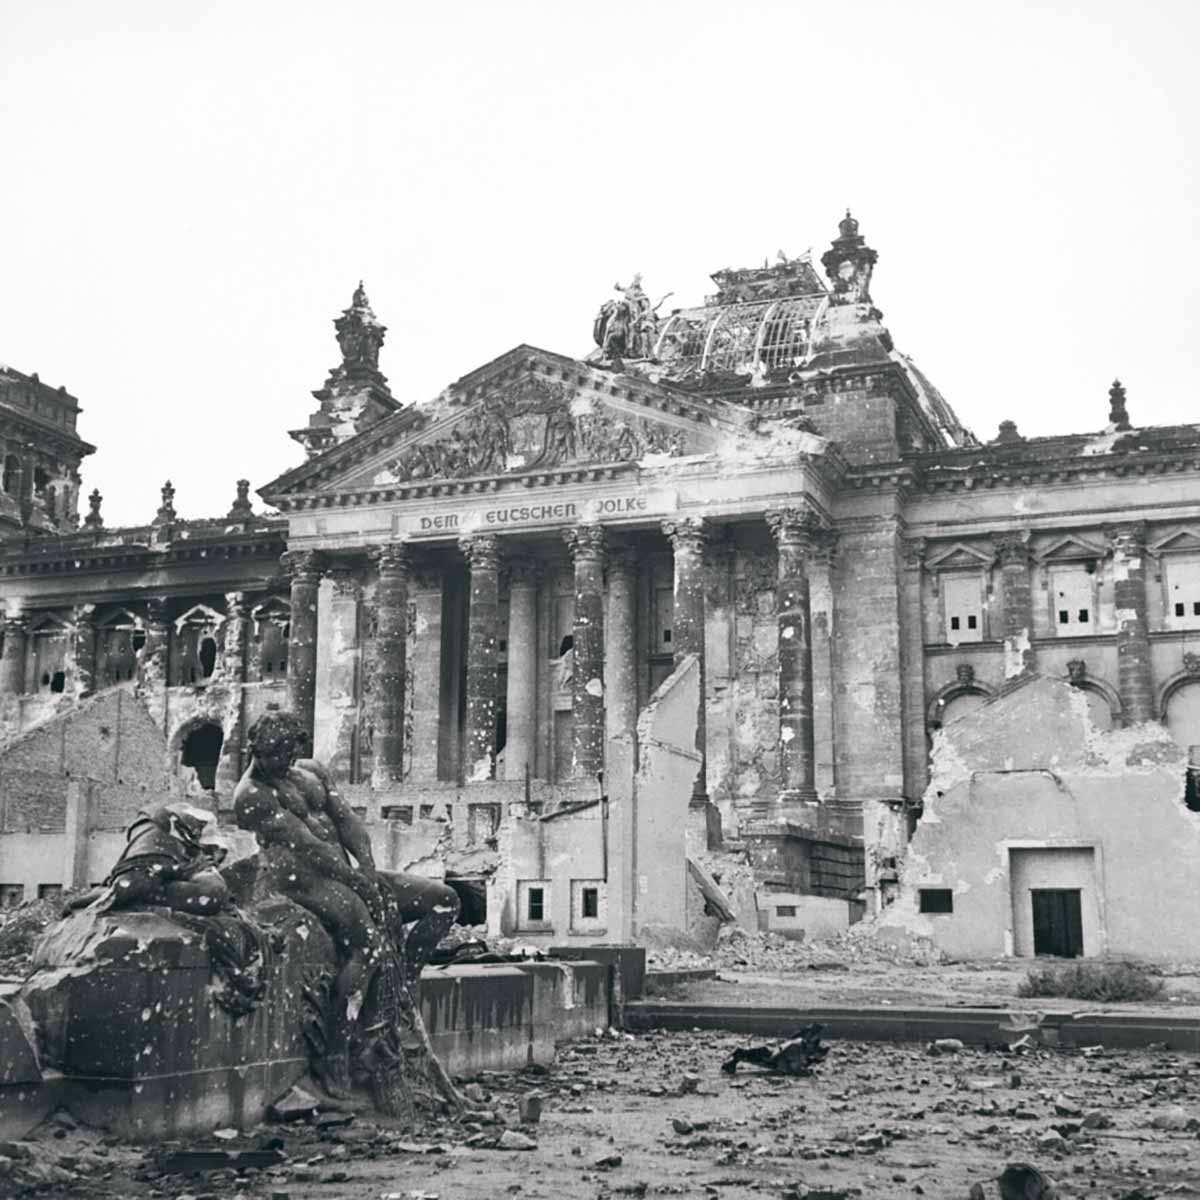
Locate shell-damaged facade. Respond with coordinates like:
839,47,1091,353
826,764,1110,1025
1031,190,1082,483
3,215,1200,956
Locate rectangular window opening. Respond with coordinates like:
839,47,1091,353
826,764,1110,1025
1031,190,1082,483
1058,610,1069,624
581,887,599,919
527,887,545,922
950,616,961,631
1177,602,1186,617
966,615,977,629
663,628,672,644
775,904,797,918
1078,609,1089,623
1193,602,1200,616
919,888,954,914
381,805,413,825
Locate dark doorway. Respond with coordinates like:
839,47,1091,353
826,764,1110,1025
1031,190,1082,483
198,635,218,680
1031,889,1084,958
181,722,224,791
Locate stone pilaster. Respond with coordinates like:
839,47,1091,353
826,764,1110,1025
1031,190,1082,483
765,507,820,813
0,615,28,698
994,532,1035,678
899,538,930,808
564,525,606,783
460,533,501,782
370,542,409,786
662,517,708,806
72,605,96,698
139,597,171,693
504,557,540,784
605,544,639,755
283,550,324,746
1109,522,1155,724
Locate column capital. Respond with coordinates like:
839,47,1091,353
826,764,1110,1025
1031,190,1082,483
1106,521,1148,555
72,603,96,628
901,536,927,570
505,555,543,589
280,549,325,581
607,541,640,576
563,523,606,563
224,590,249,619
2,613,28,636
367,540,410,576
661,515,707,554
459,532,501,571
324,566,363,599
991,530,1032,566
764,505,823,548
144,596,171,627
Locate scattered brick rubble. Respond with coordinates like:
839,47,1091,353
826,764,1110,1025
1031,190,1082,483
3,1028,1198,1197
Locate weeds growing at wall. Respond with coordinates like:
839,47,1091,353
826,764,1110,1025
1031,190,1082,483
1018,960,1167,1003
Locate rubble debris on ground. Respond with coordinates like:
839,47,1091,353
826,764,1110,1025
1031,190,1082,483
2,1028,1198,1198
721,1023,828,1076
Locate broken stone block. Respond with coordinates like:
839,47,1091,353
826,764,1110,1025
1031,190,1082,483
927,1038,965,1056
496,1130,536,1151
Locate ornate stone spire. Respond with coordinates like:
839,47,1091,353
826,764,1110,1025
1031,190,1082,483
153,480,176,525
1108,379,1131,430
83,488,104,530
227,478,254,521
821,209,878,304
290,283,402,460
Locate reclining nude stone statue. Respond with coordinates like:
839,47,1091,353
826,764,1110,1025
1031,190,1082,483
234,711,464,1115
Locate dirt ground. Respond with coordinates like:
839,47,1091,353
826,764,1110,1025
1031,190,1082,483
7,1028,1199,1200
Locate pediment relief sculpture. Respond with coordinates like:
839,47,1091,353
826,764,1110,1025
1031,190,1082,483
380,376,688,484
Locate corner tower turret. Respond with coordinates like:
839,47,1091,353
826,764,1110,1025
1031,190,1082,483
821,210,878,304
290,284,402,460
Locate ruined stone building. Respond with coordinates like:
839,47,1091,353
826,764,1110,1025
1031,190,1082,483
2,215,1199,957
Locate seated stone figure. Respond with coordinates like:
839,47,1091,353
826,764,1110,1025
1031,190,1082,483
234,711,460,1097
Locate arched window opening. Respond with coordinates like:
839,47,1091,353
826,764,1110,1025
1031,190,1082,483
198,636,218,680
2,455,19,496
181,722,224,791
32,466,48,496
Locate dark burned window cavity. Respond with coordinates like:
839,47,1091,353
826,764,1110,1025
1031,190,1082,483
775,905,797,918
919,888,954,914
581,887,599,919
527,887,545,922
382,805,413,825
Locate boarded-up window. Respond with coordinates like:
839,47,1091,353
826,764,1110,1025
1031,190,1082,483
1050,566,1093,635
942,575,983,645
1165,557,1200,631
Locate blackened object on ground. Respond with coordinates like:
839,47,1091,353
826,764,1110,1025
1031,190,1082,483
999,1163,1058,1200
720,1023,828,1075
428,938,546,966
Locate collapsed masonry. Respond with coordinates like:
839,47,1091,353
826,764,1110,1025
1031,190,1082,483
881,674,1200,962
4,214,1200,951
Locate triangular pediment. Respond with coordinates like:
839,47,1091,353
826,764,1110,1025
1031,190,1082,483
1148,526,1200,556
1034,534,1106,562
260,345,750,501
925,542,993,571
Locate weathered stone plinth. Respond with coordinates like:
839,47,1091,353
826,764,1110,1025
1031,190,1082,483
22,897,332,1138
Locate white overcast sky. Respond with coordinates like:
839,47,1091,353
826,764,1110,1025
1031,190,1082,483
1,1,1196,526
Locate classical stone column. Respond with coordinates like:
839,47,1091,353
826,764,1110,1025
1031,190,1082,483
504,557,539,784
73,605,96,698
284,550,324,746
564,525,606,783
765,508,819,811
662,517,708,806
605,544,639,752
994,532,1035,678
370,542,409,786
0,615,28,698
461,533,501,782
1110,522,1155,724
217,591,249,789
408,565,444,783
